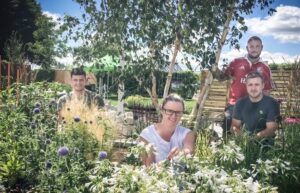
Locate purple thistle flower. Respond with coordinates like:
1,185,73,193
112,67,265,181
46,160,52,169
58,146,69,156
98,151,108,160
73,116,80,122
33,107,40,114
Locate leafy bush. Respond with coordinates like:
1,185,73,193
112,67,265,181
34,69,55,81
0,82,114,192
104,70,199,99
125,95,154,109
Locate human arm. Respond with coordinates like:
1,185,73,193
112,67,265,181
261,65,274,95
231,118,242,135
231,99,243,135
256,98,280,138
256,121,277,138
211,63,231,81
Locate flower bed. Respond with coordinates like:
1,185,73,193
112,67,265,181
0,82,300,192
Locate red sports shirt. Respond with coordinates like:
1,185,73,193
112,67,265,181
224,56,273,105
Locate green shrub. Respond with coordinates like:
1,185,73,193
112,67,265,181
34,69,55,81
125,95,154,109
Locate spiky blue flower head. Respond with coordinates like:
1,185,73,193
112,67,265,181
31,122,36,129
98,151,108,160
58,146,69,156
45,160,52,169
49,98,57,108
45,139,51,145
73,116,80,122
74,148,80,154
34,102,41,108
33,107,40,114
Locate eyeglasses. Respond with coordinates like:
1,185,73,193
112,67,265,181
163,108,183,117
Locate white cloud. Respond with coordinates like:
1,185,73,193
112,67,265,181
220,48,299,66
55,53,74,66
42,11,63,29
245,5,300,43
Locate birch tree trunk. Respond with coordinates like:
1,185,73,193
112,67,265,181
188,70,207,123
214,2,235,65
194,71,213,130
117,51,125,114
192,2,236,129
163,35,181,99
134,71,160,114
211,2,235,78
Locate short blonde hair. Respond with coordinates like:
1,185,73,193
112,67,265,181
161,93,185,111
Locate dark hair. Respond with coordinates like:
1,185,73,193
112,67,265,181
247,36,262,44
246,71,264,82
71,67,86,77
161,93,185,111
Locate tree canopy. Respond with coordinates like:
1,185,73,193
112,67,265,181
0,0,64,68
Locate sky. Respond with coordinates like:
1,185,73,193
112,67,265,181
37,0,300,67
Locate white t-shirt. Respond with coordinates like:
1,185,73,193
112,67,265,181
140,124,191,162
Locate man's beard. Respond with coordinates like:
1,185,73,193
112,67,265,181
248,53,260,60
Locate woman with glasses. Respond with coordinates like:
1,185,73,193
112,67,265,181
138,93,196,166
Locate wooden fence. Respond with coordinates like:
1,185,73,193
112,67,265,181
203,70,299,117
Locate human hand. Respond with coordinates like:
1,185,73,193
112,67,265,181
232,126,241,136
167,147,181,160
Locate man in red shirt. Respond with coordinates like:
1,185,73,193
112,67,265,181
213,36,274,135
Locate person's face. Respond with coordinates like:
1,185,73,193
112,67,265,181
161,101,184,125
71,75,86,92
246,77,264,100
246,40,263,60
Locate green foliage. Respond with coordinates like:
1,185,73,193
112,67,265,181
106,70,199,99
125,95,154,109
66,0,276,112
1,81,300,192
34,69,56,82
0,0,41,58
194,123,300,193
171,71,199,99
268,63,299,70
0,0,65,69
27,14,60,68
3,32,25,67
0,82,108,192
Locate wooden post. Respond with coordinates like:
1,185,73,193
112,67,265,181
16,68,20,105
8,62,11,94
0,55,2,92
